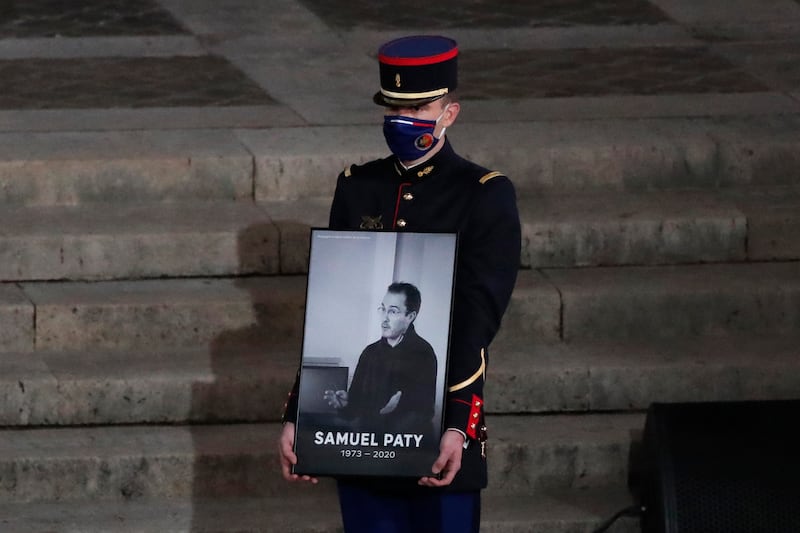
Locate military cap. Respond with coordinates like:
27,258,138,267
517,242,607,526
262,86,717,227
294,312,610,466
373,35,458,107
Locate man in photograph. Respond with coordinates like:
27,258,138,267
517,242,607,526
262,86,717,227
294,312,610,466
324,282,437,438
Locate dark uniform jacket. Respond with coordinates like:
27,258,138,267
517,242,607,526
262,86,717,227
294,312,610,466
284,138,521,491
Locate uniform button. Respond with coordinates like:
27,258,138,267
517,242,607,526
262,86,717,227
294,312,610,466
403,192,414,201
397,219,407,227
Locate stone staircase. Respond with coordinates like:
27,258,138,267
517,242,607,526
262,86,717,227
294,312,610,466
0,112,799,532
2,0,800,530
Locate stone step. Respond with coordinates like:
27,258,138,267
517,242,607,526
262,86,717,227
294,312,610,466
520,189,747,268
520,185,800,268
0,193,730,281
732,185,800,261
0,202,286,281
502,261,800,343
260,187,800,271
0,487,638,532
0,415,641,503
0,345,299,426
238,187,800,272
0,285,33,353
7,187,800,282
487,336,800,413
481,489,638,533
3,260,799,352
1,115,798,206
10,277,306,352
0,130,254,206
4,334,797,427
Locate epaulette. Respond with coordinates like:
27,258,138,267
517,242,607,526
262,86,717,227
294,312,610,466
479,171,503,184
343,164,354,178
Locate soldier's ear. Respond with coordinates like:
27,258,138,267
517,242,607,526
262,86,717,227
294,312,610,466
406,310,417,322
441,101,460,127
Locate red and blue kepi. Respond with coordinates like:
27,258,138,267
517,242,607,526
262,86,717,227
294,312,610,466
374,35,458,107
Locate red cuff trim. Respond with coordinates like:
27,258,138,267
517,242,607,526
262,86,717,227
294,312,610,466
466,394,483,439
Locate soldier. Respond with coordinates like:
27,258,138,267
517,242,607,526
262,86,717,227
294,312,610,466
279,35,521,533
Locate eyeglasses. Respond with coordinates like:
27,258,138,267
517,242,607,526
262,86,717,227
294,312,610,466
377,305,404,318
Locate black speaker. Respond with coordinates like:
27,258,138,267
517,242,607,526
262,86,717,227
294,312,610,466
639,399,800,533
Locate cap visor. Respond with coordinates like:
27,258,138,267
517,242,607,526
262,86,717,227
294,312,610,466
373,91,444,107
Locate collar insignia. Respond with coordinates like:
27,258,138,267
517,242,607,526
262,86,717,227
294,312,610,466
360,215,384,230
417,165,434,178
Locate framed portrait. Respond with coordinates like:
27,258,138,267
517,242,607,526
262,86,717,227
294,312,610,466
292,229,458,478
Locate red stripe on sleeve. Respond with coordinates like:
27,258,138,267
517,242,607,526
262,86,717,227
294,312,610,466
393,182,411,229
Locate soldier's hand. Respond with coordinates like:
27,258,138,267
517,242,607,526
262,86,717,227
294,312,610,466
418,430,464,487
278,422,318,484
379,390,402,415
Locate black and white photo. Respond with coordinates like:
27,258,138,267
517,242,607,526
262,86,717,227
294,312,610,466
292,229,457,478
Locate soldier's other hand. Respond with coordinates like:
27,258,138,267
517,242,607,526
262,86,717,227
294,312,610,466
379,390,402,415
418,430,464,487
278,422,318,484
323,389,348,408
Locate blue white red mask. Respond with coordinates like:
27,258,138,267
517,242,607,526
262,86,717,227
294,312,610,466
383,106,448,163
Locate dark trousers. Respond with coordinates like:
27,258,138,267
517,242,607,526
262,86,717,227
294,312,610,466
337,480,481,533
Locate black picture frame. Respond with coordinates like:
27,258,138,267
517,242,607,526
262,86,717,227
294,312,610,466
292,229,458,478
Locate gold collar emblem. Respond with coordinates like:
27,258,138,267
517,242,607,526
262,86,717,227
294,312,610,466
417,165,434,178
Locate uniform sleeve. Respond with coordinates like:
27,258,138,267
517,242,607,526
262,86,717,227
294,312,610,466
444,175,521,439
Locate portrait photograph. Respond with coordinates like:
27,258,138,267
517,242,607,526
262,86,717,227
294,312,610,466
292,229,457,478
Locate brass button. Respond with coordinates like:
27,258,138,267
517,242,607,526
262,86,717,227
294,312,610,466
397,219,407,227
403,192,414,201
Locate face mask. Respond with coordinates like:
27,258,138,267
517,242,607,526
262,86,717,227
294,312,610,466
383,106,448,162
